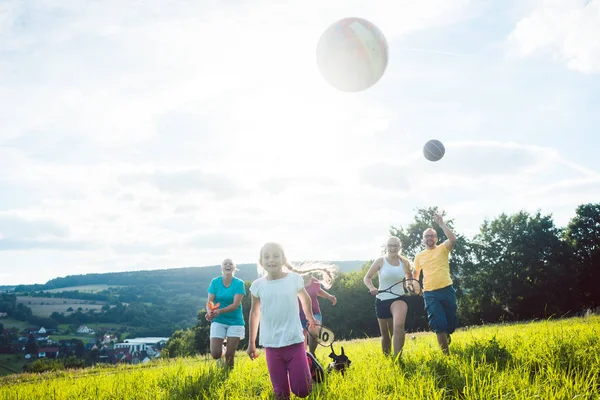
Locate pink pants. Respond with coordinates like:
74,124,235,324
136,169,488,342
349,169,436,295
265,342,312,399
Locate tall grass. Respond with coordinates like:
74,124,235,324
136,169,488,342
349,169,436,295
1,316,598,399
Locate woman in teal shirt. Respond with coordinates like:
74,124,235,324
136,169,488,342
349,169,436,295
206,258,246,368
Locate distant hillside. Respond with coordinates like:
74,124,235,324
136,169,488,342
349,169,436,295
6,260,367,338
12,260,367,292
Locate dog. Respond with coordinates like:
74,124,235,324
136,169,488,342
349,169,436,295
327,344,351,375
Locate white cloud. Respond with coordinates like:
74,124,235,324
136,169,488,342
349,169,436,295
119,169,246,199
0,214,69,239
508,0,600,73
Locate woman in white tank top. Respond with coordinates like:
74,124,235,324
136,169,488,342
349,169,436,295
363,236,414,359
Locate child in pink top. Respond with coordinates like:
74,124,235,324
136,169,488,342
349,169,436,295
288,262,339,355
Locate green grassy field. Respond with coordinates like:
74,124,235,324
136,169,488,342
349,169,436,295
0,355,26,377
0,318,29,331
1,316,598,399
15,296,107,318
48,335,94,344
43,285,124,294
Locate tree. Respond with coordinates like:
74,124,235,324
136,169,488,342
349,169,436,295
464,211,574,323
88,346,100,365
564,203,600,309
163,329,196,358
73,339,85,358
25,334,38,355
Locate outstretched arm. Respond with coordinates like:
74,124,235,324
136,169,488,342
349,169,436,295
298,288,316,327
247,295,261,360
363,258,383,296
435,213,456,250
209,294,243,318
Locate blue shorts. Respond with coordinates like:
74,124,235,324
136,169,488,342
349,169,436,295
301,313,322,329
423,285,458,334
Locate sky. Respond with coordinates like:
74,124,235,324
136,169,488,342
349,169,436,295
1,0,599,285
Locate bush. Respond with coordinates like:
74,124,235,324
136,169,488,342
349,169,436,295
63,356,86,370
27,359,65,373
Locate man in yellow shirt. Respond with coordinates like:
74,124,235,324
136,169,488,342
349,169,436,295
413,213,457,354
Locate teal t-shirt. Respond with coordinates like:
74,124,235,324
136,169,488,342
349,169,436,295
207,276,246,326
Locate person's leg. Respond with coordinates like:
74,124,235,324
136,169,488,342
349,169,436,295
210,338,224,359
390,299,408,359
265,347,291,400
377,318,393,355
441,286,458,347
436,332,449,354
375,299,393,355
286,343,312,398
223,337,240,368
424,291,449,354
443,287,458,334
209,323,226,360
222,325,245,368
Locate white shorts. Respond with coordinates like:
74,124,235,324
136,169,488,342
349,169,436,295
210,322,245,340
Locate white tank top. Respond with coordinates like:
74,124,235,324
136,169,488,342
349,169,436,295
377,257,406,300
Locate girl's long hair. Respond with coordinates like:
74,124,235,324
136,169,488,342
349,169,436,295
285,261,339,290
257,242,339,289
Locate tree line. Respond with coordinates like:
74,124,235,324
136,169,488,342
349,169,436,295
163,203,600,357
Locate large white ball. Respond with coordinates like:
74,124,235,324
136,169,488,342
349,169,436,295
316,17,389,92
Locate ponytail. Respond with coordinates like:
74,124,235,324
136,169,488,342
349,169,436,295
287,261,338,290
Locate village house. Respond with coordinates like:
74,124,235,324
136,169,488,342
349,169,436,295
37,347,59,359
77,325,95,334
101,334,118,345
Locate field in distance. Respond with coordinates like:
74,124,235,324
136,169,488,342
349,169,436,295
42,285,124,294
16,296,107,318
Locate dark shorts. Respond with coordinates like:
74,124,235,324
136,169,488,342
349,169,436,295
375,296,409,319
423,285,458,334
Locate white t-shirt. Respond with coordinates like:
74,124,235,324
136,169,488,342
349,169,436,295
249,272,305,348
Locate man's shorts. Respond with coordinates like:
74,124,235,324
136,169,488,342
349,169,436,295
210,322,245,340
423,285,458,334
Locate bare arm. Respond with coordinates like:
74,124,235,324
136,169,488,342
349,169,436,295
213,294,243,315
413,256,421,281
246,294,261,360
435,213,456,250
205,293,216,311
363,258,383,296
399,255,414,279
205,293,217,321
317,288,337,306
298,288,315,326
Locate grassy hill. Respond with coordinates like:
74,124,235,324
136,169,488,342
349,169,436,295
1,315,598,399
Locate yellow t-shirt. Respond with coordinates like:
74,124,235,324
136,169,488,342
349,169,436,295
414,244,452,291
